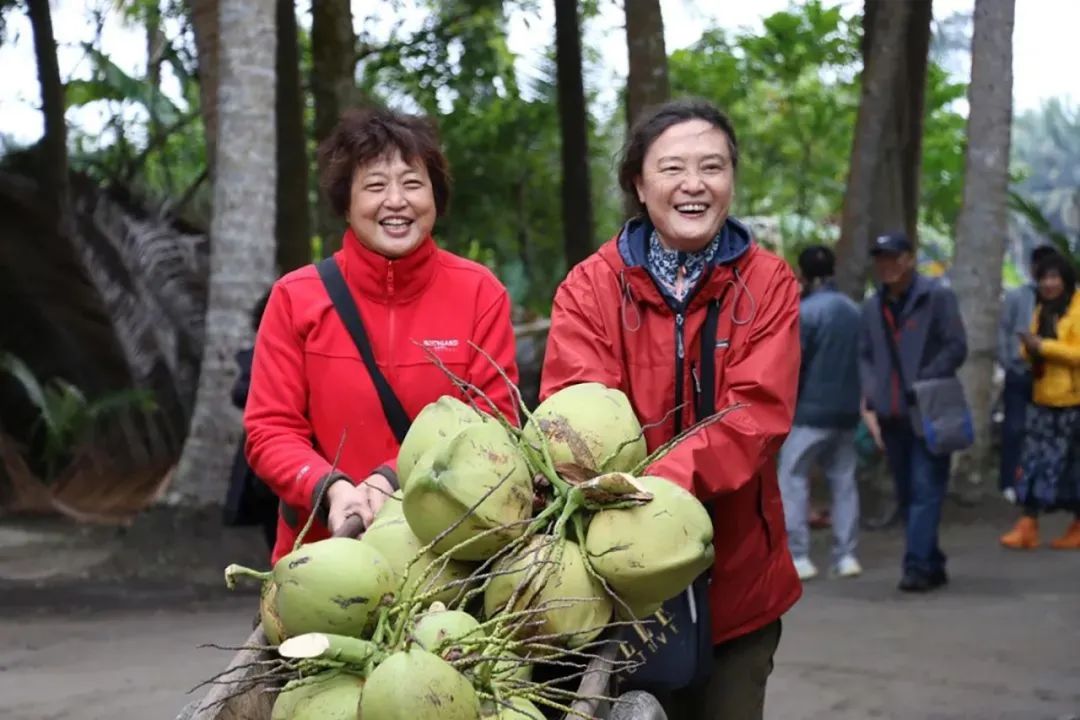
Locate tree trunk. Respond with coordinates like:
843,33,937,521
625,0,669,126
624,0,668,218
835,1,913,298
26,0,72,238
275,0,311,274
311,0,355,256
171,0,277,505
554,0,594,270
862,0,932,251
951,0,1015,496
189,0,220,176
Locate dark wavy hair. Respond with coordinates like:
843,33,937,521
1034,251,1077,338
317,105,451,218
617,98,739,216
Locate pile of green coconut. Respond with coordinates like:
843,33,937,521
217,380,717,720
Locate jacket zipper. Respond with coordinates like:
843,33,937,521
386,263,396,372
674,313,685,434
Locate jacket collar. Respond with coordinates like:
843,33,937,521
601,216,756,313
337,227,438,304
878,272,932,314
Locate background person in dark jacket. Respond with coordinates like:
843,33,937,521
779,245,863,581
859,232,967,593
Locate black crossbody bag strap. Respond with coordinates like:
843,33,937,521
316,257,411,443
879,298,914,407
696,297,722,420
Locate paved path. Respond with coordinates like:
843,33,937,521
1,514,1078,720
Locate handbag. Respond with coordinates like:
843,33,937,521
879,300,974,456
614,297,721,693
316,257,411,444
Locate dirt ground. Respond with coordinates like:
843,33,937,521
1,505,1078,720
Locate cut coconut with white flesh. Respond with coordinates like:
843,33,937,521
277,633,379,665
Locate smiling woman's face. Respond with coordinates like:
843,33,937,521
633,118,735,252
347,150,436,258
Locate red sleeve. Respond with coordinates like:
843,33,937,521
539,271,623,398
244,282,333,514
467,284,522,427
647,265,800,500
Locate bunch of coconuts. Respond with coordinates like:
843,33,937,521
222,382,716,720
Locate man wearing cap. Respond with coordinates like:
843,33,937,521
779,245,863,581
859,232,968,592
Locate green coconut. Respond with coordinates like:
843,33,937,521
271,672,364,720
585,475,714,607
403,422,533,561
484,536,612,649
482,697,544,719
260,579,285,645
397,396,485,489
362,499,475,605
523,382,646,474
268,537,396,640
359,648,481,720
412,603,484,656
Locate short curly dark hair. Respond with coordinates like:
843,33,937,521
618,98,739,216
317,106,451,218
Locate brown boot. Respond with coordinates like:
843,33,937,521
1049,520,1080,550
1000,516,1040,550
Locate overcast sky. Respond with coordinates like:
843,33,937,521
0,0,1077,146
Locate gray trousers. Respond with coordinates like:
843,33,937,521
778,425,859,561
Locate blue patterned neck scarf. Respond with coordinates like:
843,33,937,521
646,229,722,302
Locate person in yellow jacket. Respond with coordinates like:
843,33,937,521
1001,251,1080,549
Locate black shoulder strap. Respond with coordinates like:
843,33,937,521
879,298,913,403
316,257,411,443
696,298,722,421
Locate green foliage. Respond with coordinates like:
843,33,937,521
0,353,156,481
670,0,968,242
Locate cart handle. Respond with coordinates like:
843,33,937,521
332,513,366,539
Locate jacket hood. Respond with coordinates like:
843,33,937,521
616,215,754,269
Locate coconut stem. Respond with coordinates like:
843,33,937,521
571,513,647,642
631,402,746,475
294,429,349,552
223,564,271,590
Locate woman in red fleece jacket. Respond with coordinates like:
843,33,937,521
244,107,520,564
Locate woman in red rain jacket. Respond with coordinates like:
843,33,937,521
245,107,519,564
540,99,802,719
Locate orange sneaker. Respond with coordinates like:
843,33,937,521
1049,520,1080,550
1000,516,1040,550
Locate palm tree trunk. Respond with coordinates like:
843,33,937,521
172,0,277,505
311,0,355,256
624,0,669,218
834,0,913,298
275,0,311,274
951,0,1016,496
189,0,220,176
625,0,669,126
26,0,72,238
554,0,594,270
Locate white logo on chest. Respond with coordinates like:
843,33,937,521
421,338,461,351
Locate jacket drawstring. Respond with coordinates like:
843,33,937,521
726,266,757,327
620,269,642,332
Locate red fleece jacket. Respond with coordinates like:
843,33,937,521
245,230,520,563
